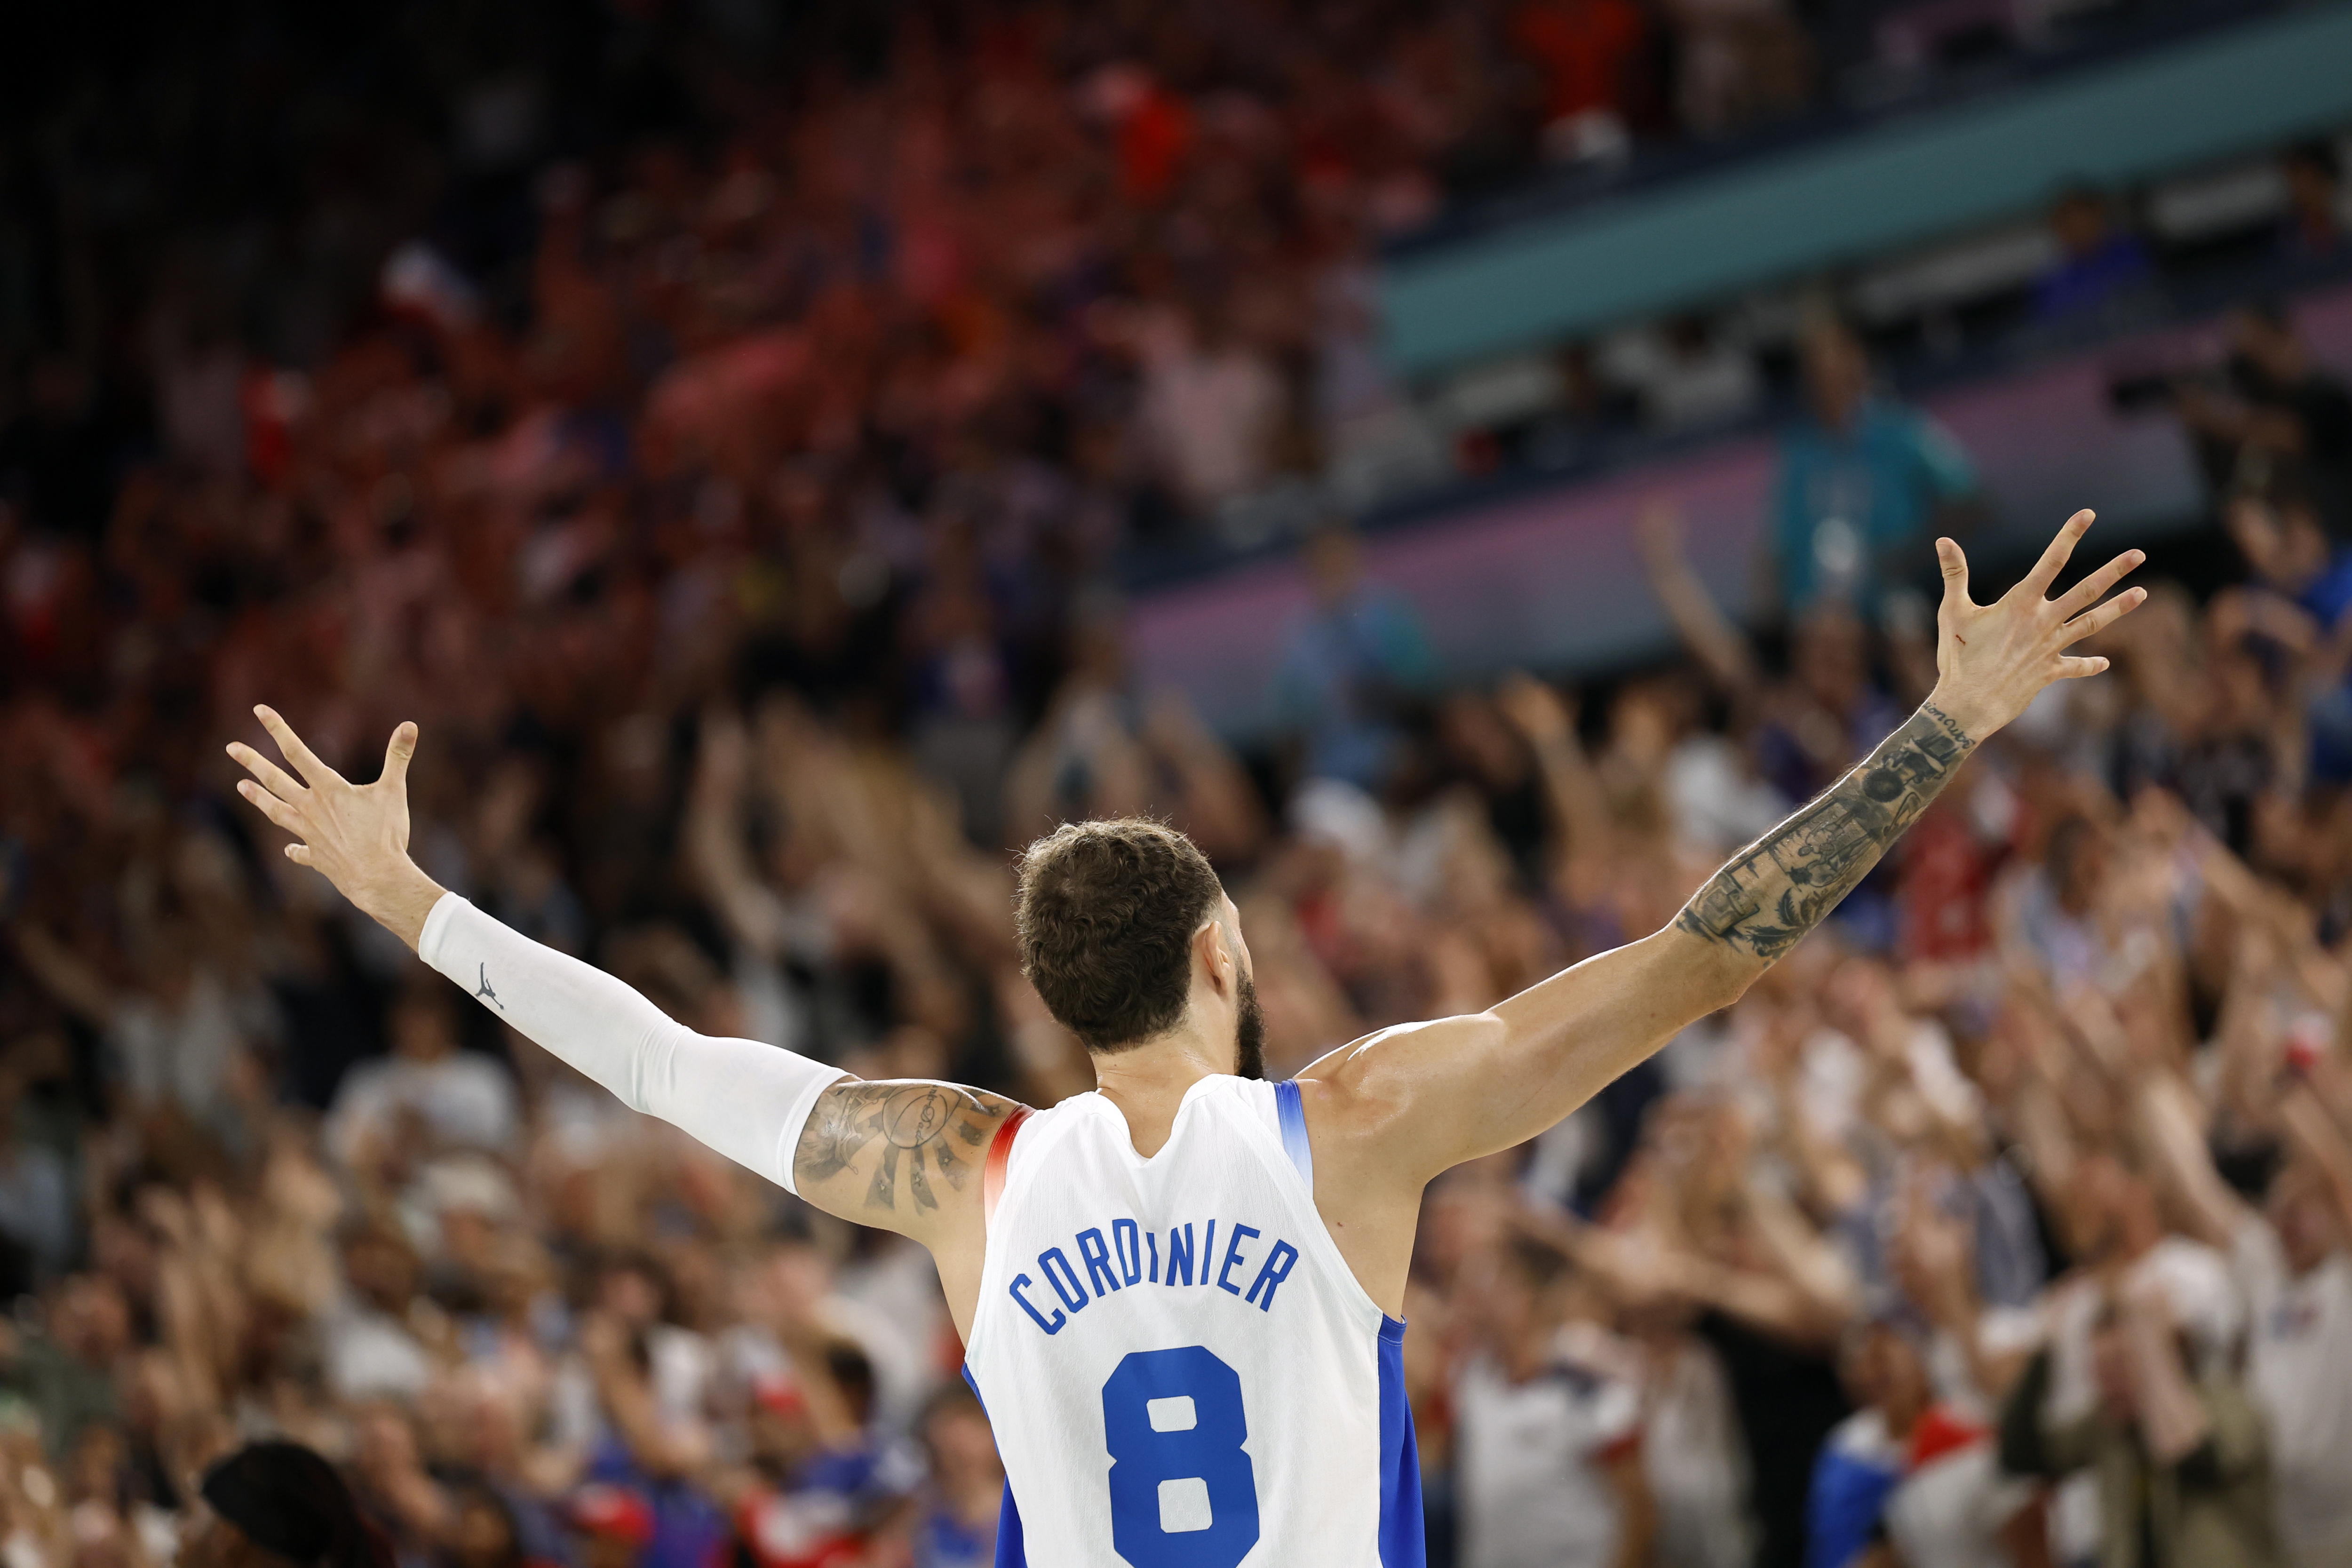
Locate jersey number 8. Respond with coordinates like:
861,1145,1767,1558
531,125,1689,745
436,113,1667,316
1102,1345,1261,1567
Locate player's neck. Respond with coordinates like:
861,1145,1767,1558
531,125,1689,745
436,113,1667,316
1089,1026,1232,1160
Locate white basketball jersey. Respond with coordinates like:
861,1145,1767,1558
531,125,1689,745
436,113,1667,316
962,1076,1423,1567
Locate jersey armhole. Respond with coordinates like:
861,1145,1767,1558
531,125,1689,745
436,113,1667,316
982,1106,1032,1231
1274,1079,1313,1191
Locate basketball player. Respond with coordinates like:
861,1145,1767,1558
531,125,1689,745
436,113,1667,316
229,513,2143,1567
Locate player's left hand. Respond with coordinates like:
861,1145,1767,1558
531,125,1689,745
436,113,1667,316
1927,509,2146,740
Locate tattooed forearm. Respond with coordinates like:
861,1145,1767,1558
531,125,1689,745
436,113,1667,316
1675,701,1976,963
792,1080,1012,1216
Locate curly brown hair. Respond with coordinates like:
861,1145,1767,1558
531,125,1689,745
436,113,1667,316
1013,819,1224,1052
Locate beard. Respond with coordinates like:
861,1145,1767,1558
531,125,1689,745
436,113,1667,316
1234,970,1266,1081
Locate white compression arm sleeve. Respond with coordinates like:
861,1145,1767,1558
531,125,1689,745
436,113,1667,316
417,893,844,1194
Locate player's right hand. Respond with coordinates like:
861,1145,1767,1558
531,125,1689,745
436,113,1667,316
1925,509,2146,741
227,708,445,949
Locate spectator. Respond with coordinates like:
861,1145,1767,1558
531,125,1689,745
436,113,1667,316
13,913,278,1155
1659,0,1815,139
2230,306,2352,535
2141,1071,2352,1568
2223,486,2352,629
2278,143,2349,261
1640,503,1908,912
326,1226,436,1403
726,1348,910,1568
1807,1324,2034,1568
2033,187,2156,324
1451,1235,1650,1568
1134,302,1290,517
899,1384,1004,1568
1998,1283,2281,1568
1521,343,1639,473
1274,522,1439,793
1631,316,1764,434
1769,319,1979,618
568,1484,658,1568
1002,593,1268,861
8,1274,131,1459
0,1064,74,1290
444,1482,548,1568
327,985,520,1170
2169,304,2352,538
1512,0,1653,162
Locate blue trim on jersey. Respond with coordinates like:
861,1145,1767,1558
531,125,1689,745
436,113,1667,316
992,1481,1030,1568
1377,1314,1426,1568
1274,1079,1313,1187
961,1367,1029,1567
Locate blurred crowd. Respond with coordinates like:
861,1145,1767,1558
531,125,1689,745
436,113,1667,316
0,0,1858,562
14,0,2325,576
4,4,2352,1568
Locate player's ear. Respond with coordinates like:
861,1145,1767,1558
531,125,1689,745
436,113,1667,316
1192,918,1234,996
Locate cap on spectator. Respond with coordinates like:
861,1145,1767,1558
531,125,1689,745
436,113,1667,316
751,1370,807,1418
570,1483,657,1544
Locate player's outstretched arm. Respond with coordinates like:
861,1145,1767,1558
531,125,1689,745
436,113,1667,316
1305,510,2146,1185
225,707,1019,1251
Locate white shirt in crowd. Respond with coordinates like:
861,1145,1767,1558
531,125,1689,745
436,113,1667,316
1454,1331,1644,1568
1136,316,1284,510
1664,734,1790,858
323,1302,434,1402
2234,1221,2352,1568
1641,1337,1751,1568
1883,1433,2034,1568
108,968,277,1135
326,1051,519,1165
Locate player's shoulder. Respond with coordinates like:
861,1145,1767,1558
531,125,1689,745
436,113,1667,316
1291,1012,1507,1131
1295,1013,1507,1080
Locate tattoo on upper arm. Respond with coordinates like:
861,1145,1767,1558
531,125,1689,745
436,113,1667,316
792,1081,1012,1216
1676,702,1976,963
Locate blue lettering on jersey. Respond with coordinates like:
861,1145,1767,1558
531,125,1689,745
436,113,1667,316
1216,1225,1261,1295
1009,1273,1065,1335
1112,1218,1144,1285
1245,1242,1299,1309
1077,1229,1122,1297
1039,1248,1090,1313
1009,1216,1302,1335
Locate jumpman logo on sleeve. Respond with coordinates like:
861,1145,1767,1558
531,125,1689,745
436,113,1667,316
475,964,504,1010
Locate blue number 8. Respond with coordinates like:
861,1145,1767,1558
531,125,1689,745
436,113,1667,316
1101,1345,1261,1567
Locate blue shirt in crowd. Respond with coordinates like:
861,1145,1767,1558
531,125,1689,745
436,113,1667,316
1773,398,1978,613
1275,584,1438,791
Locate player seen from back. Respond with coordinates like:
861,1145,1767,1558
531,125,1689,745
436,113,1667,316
229,512,2144,1568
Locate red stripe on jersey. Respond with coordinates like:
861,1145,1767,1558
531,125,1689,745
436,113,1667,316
984,1107,1032,1230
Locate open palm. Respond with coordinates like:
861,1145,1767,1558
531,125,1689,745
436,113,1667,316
228,707,444,947
1930,509,2147,739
